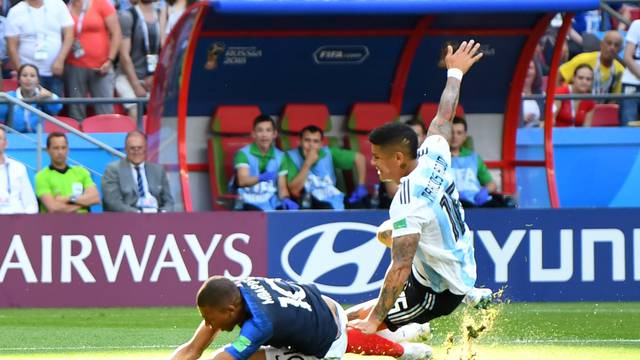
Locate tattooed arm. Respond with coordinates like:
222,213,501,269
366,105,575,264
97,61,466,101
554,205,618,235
348,233,420,333
427,39,484,142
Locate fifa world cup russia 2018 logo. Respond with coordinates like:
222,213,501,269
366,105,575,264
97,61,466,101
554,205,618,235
205,42,226,70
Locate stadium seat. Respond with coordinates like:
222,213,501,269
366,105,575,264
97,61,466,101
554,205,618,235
279,103,332,150
591,103,620,127
2,78,18,92
208,105,260,210
45,116,81,133
81,114,136,132
416,102,465,129
345,102,399,192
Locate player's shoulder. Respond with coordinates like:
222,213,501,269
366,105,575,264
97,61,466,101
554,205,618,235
421,134,450,156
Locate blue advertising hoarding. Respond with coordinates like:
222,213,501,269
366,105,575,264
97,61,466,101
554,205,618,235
267,209,640,303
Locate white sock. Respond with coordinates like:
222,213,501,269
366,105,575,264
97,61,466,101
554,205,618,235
376,323,431,342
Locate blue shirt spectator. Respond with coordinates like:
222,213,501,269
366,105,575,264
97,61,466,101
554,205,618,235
0,64,62,133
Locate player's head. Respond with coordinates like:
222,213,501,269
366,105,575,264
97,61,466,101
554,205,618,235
299,125,324,153
252,114,277,151
369,122,418,182
451,116,467,151
197,276,244,332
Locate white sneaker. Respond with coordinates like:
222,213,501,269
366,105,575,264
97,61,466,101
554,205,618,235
398,342,432,360
463,287,493,308
377,322,431,342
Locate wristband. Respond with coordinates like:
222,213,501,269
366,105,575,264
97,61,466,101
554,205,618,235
447,68,463,81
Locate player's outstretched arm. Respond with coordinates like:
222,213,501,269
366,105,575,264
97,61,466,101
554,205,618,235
168,320,218,360
427,40,483,141
348,233,420,333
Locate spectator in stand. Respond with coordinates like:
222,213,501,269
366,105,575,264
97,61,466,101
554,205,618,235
405,118,427,145
102,130,174,212
558,30,624,96
0,64,62,133
0,126,38,214
115,0,161,121
158,0,194,45
232,115,298,211
567,10,604,59
522,60,544,127
35,132,100,213
64,0,122,121
451,117,511,208
284,125,367,210
5,0,74,97
554,64,596,127
620,19,640,126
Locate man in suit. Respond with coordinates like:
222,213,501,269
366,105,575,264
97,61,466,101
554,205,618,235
102,130,175,212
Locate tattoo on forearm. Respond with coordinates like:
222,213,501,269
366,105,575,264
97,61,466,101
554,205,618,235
371,234,420,322
428,77,461,140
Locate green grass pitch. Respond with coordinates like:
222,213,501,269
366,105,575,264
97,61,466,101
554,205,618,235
0,302,638,359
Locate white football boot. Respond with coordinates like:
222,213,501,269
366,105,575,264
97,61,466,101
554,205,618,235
397,342,433,360
377,322,431,343
463,287,493,309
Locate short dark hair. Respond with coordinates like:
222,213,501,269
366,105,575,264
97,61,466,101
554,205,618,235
300,125,324,139
368,122,418,160
253,114,276,130
46,132,67,148
405,118,427,135
453,116,467,132
196,276,240,309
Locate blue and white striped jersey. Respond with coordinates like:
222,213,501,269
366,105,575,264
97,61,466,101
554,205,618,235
389,135,477,295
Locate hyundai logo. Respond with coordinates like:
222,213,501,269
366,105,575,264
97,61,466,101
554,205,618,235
281,222,387,295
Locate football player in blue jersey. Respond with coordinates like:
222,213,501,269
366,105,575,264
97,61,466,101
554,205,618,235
169,275,348,360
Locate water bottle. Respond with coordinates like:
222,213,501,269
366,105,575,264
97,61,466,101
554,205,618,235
301,192,312,209
370,184,380,209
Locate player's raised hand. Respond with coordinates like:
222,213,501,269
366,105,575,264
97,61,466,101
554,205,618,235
444,39,483,75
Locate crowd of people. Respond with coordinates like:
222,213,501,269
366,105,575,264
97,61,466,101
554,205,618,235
524,6,640,127
0,0,193,125
2,5,640,214
0,126,174,214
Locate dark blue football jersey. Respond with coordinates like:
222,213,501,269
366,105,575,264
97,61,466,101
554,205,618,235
224,277,338,360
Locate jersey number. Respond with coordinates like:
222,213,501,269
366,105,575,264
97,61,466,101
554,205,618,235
440,188,465,242
265,279,312,312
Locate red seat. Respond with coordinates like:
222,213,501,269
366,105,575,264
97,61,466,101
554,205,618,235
417,102,465,129
81,114,136,133
279,103,331,150
45,116,81,133
208,105,261,210
591,103,620,127
2,78,18,92
345,103,399,192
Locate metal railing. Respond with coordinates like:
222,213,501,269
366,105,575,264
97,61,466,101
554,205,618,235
522,93,640,101
0,96,149,129
0,93,125,171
